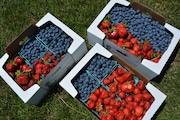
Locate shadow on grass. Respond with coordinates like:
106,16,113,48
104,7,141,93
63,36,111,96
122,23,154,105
36,84,64,107
152,42,180,83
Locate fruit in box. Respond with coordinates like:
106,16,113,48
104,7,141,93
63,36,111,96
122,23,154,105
4,22,73,91
70,53,154,120
99,4,172,63
86,67,154,120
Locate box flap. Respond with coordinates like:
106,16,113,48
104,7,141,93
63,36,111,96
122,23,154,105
6,24,37,56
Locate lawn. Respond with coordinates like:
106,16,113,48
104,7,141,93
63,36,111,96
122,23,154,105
0,0,180,120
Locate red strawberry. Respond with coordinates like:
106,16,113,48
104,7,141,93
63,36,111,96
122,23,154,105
20,64,29,72
127,33,133,41
107,26,119,39
116,23,126,30
8,72,15,78
128,49,136,56
151,57,160,63
34,74,40,81
117,41,123,48
5,62,17,72
101,20,111,29
118,27,128,38
109,83,117,93
130,38,138,44
103,78,111,85
133,44,141,52
146,49,155,59
21,85,29,91
100,88,109,99
27,80,35,88
14,56,24,66
16,74,30,85
142,41,152,53
123,42,132,49
116,68,126,75
101,28,109,34
25,67,34,74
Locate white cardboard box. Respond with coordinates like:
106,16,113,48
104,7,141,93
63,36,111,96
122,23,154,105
0,13,88,105
87,0,180,80
60,43,167,120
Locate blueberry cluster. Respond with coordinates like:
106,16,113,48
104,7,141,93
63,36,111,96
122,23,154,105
48,32,73,55
109,4,172,53
36,24,63,45
19,38,47,65
72,72,99,101
86,54,116,80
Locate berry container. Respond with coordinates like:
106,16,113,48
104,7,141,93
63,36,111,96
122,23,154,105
0,13,88,105
60,43,167,120
87,0,180,80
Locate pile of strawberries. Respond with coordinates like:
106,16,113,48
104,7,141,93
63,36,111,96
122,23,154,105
86,67,154,120
99,19,162,63
5,51,62,90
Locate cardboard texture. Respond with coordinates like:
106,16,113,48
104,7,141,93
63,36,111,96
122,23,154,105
87,0,180,80
59,43,167,120
0,13,88,105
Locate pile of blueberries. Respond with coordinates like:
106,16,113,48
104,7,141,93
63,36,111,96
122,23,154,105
48,32,73,55
72,72,99,101
36,24,63,45
19,37,47,65
72,54,116,101
86,54,116,80
19,22,73,65
109,4,172,53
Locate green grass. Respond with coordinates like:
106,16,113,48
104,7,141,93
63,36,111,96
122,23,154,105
0,0,180,120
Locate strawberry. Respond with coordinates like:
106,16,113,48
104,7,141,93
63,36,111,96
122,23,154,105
118,27,128,38
16,74,30,85
100,88,109,99
130,38,138,44
122,72,133,82
151,57,160,63
116,68,126,75
8,72,15,78
116,23,126,30
127,33,133,41
34,74,40,81
123,42,132,49
14,56,24,66
146,49,155,59
117,41,123,48
5,62,17,72
20,64,29,72
101,28,109,34
27,80,35,88
116,76,125,84
101,20,111,29
103,78,111,85
25,67,34,74
35,68,42,75
107,26,119,39
21,85,29,91
142,40,152,53
133,44,141,52
128,49,136,56
109,83,117,93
